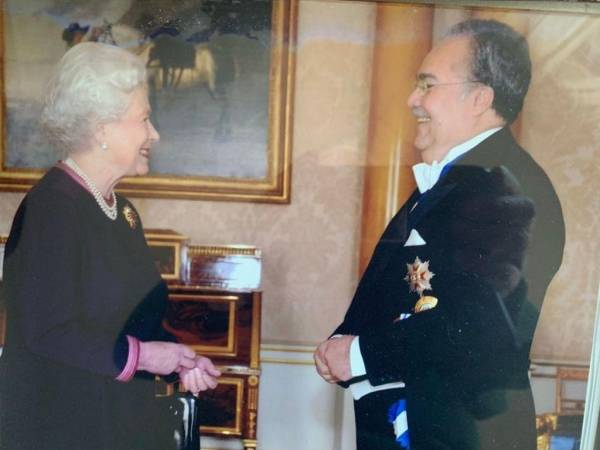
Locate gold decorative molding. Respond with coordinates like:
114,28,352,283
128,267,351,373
169,294,240,303
260,358,315,366
144,229,189,242
246,411,257,441
248,375,259,388
217,366,261,377
260,342,317,366
188,245,261,258
242,439,257,450
531,359,591,369
250,293,262,368
261,344,316,353
370,0,600,14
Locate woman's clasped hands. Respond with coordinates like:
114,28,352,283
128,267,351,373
138,341,221,395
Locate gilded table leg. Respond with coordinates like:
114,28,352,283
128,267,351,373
243,375,260,448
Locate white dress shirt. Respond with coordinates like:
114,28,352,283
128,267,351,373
412,127,502,194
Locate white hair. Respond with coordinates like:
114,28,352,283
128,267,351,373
41,42,147,155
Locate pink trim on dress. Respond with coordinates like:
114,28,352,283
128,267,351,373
56,161,115,206
115,336,140,382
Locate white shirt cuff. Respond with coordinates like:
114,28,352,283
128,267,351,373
350,336,366,377
348,336,405,400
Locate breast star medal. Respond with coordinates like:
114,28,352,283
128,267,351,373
404,256,438,314
122,205,138,229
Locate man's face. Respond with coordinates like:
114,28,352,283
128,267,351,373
407,36,481,163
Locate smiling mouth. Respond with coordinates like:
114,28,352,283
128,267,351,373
140,148,150,158
411,107,431,123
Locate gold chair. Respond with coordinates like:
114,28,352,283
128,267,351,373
536,367,588,450
555,367,588,414
536,413,558,450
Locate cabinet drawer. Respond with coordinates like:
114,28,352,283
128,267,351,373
198,375,245,436
164,289,254,363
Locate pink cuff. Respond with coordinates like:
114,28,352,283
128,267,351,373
115,336,140,382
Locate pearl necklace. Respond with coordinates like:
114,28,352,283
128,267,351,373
64,157,118,220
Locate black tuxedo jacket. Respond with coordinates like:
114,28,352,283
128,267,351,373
334,128,565,450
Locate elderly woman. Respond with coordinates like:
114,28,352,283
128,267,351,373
0,42,220,449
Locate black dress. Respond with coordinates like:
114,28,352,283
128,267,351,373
0,166,176,449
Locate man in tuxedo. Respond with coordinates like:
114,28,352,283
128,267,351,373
314,19,565,450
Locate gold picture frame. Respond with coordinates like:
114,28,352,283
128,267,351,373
0,0,297,203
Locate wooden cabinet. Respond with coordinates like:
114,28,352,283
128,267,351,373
150,236,262,450
164,286,262,448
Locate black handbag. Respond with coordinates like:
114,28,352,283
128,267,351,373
157,392,201,450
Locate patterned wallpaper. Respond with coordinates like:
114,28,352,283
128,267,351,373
520,11,600,364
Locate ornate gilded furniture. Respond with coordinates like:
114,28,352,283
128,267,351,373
555,367,588,414
536,413,583,450
535,367,588,450
148,231,262,450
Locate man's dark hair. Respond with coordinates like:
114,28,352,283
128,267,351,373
447,19,531,124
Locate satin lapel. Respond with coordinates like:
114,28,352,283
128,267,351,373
408,182,457,230
368,190,419,275
366,189,420,276
381,189,420,242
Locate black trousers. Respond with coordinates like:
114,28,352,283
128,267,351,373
354,388,406,450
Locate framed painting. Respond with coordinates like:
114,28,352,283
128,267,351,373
0,0,297,203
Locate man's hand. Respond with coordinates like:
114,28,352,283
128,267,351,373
314,340,336,383
313,335,354,383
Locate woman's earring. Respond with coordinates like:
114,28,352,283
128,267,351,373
101,142,108,151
